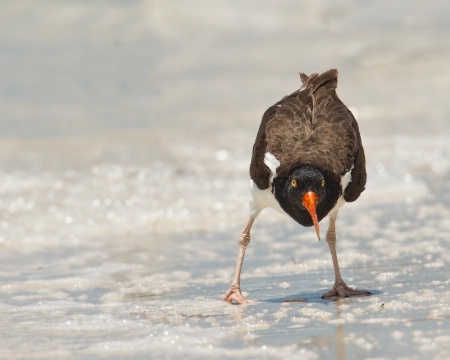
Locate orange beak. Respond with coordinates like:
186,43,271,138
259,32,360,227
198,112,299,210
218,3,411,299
302,191,320,240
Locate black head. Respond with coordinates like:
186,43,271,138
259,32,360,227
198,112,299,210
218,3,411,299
274,166,329,239
287,166,327,202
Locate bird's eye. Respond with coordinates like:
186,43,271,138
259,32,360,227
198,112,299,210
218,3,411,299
291,179,297,188
321,179,325,187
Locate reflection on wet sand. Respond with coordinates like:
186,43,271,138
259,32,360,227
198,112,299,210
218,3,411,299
335,300,346,360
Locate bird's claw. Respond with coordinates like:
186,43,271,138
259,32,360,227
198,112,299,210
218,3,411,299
322,281,371,299
222,287,251,305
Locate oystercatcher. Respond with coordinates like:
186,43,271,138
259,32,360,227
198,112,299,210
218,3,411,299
223,69,370,304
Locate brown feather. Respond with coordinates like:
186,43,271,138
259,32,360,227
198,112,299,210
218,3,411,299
249,105,277,190
250,69,366,200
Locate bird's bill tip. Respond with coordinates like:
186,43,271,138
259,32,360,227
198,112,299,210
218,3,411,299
302,191,321,240
314,226,321,241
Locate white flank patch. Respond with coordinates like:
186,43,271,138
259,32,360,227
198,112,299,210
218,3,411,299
247,153,284,217
249,180,286,217
329,195,346,216
330,167,353,216
340,167,353,191
263,152,280,183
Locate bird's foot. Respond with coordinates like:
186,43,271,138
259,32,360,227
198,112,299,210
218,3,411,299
322,281,371,299
222,286,251,305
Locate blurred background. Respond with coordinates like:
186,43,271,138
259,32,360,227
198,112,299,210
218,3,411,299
1,0,449,232
0,1,449,358
2,0,449,139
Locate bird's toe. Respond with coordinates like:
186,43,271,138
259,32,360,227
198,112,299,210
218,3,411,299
222,288,250,305
321,288,338,299
322,282,371,299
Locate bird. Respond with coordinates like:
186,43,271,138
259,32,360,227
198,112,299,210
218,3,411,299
223,69,370,304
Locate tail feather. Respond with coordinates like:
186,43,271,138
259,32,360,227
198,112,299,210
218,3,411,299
299,69,338,93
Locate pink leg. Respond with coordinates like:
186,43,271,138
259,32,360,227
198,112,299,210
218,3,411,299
223,214,258,304
322,212,371,299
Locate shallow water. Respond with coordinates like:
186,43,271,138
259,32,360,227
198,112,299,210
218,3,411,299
1,1,450,359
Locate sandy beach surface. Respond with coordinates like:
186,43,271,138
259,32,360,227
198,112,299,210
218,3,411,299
1,1,450,359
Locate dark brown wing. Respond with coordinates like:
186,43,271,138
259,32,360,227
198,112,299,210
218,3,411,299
343,118,366,202
249,104,277,190
251,69,366,200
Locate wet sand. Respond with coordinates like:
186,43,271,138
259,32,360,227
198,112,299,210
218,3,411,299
0,1,449,359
